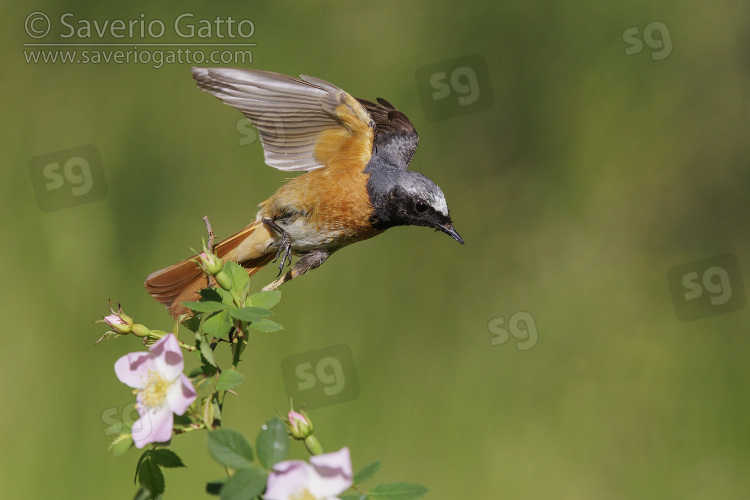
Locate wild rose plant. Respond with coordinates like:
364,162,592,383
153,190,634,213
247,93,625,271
97,239,428,499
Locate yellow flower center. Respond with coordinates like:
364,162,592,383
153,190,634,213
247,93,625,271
137,369,171,410
290,489,318,500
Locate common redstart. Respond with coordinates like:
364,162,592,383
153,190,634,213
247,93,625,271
145,68,463,317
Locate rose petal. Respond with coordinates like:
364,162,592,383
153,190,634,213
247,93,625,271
167,374,197,415
151,334,184,381
265,460,315,500
104,314,126,326
133,405,174,448
114,351,154,389
308,447,353,496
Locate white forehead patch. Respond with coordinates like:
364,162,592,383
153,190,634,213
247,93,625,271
404,183,449,216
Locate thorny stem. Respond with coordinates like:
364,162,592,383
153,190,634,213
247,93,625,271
203,215,215,251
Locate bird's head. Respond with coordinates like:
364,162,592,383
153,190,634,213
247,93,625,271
367,168,463,244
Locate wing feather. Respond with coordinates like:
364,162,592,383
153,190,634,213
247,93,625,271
192,67,375,172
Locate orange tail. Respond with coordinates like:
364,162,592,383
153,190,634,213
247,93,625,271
144,220,275,318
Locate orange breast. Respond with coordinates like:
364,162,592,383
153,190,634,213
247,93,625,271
258,163,380,245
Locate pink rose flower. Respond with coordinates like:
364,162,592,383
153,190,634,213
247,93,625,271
265,447,353,500
114,334,196,448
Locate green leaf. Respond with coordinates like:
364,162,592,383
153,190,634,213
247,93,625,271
225,261,250,293
205,478,227,496
199,337,218,367
248,289,281,309
207,429,254,469
182,314,201,333
256,417,289,469
219,467,267,500
199,288,224,302
137,455,165,498
354,461,382,484
203,310,233,338
109,433,133,458
249,318,283,332
134,450,149,484
150,449,186,468
216,369,244,391
340,495,368,500
200,286,235,306
182,300,228,313
228,306,271,322
368,483,428,500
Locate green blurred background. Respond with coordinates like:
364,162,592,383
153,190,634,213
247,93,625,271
2,1,750,498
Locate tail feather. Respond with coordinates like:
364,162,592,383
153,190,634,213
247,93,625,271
144,220,275,318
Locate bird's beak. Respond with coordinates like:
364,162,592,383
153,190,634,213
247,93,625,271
437,223,464,245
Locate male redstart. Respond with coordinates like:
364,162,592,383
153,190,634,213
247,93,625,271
145,68,463,317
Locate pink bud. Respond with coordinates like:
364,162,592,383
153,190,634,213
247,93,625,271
104,314,126,326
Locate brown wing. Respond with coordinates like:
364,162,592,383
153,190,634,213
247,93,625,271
192,67,375,172
356,97,419,170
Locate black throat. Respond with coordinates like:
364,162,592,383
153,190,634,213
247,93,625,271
364,157,408,231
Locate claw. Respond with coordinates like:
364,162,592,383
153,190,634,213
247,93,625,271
263,218,293,276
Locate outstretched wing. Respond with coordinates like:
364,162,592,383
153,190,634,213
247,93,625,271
356,97,419,170
192,67,375,172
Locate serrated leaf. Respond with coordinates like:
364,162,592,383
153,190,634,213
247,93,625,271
248,289,281,309
138,456,165,497
207,429,254,469
205,478,227,496
368,483,428,500
134,450,149,484
150,449,185,468
203,310,233,338
216,369,244,391
354,461,382,484
200,338,218,367
228,307,271,322
182,300,228,313
109,433,133,458
249,318,283,332
219,467,267,500
256,417,289,469
225,261,251,293
182,315,201,333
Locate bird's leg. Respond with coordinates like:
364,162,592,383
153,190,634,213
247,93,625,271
262,217,293,276
262,249,332,291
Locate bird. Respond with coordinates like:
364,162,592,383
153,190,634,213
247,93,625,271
145,67,463,318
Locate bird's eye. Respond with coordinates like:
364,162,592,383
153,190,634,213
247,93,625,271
415,201,429,213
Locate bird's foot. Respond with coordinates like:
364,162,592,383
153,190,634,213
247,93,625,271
262,218,293,276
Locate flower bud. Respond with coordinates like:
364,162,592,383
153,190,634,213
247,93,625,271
197,249,223,276
102,303,134,335
103,314,131,334
287,410,314,439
